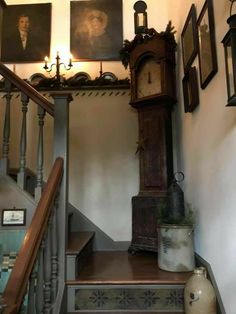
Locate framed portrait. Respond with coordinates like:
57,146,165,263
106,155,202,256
181,4,198,73
1,3,51,63
197,0,218,89
182,66,199,113
70,0,123,61
1,208,26,226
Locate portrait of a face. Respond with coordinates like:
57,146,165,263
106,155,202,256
70,0,123,61
1,3,51,63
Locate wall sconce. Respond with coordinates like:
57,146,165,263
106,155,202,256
43,51,73,86
133,1,148,34
222,0,236,106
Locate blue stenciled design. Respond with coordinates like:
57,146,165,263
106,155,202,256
141,290,160,307
116,290,134,307
89,290,108,308
166,290,184,306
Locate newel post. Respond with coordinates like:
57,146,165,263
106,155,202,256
50,92,72,313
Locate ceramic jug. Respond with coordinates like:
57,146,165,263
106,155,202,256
184,266,216,314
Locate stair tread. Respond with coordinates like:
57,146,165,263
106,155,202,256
67,251,192,285
67,231,95,255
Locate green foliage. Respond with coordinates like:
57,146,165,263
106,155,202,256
157,202,195,226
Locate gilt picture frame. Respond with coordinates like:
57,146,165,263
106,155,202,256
70,0,123,61
1,208,26,226
182,66,199,113
181,4,198,73
197,0,217,89
1,3,51,63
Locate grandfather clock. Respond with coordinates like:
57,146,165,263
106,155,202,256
121,26,177,252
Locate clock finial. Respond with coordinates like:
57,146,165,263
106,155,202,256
133,1,148,34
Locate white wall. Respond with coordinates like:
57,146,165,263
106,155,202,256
167,0,235,312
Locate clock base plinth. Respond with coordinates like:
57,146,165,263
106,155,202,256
129,194,167,253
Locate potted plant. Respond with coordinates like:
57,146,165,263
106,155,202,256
157,173,195,272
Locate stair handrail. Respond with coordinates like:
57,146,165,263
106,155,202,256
1,157,64,314
0,62,54,116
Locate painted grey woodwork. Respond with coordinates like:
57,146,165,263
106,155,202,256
27,266,37,314
1,80,12,175
35,106,46,201
51,92,71,314
44,226,52,313
51,206,58,303
36,242,44,314
17,92,29,189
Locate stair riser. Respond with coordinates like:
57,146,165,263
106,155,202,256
67,285,184,313
66,232,94,280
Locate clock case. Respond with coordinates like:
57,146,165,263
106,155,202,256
125,29,177,253
129,30,176,107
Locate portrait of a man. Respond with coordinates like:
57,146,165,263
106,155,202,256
70,0,123,60
1,3,51,63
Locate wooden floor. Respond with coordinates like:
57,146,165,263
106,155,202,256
67,251,192,285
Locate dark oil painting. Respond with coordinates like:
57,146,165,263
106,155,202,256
1,3,51,63
70,0,123,61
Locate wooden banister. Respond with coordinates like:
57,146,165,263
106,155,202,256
2,157,64,313
0,62,54,116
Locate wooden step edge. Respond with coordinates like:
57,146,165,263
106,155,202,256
66,279,186,286
67,312,184,313
67,231,95,255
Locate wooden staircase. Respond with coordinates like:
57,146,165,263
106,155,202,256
66,232,191,313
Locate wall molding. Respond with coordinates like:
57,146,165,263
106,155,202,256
195,253,226,314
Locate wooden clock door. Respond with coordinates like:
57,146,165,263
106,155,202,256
138,104,173,195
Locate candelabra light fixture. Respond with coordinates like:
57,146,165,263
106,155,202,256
43,51,73,85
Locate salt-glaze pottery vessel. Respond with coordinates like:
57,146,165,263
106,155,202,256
184,266,216,314
157,224,195,272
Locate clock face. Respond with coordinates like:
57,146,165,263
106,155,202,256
136,58,162,99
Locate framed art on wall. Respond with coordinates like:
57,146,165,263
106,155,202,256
181,4,198,73
70,0,123,61
1,208,26,226
197,0,218,89
1,3,51,63
182,66,199,113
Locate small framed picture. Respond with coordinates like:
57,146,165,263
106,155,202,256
181,4,198,73
1,208,26,226
182,66,199,113
197,0,218,89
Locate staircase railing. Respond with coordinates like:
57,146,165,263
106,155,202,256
0,61,71,313
1,157,63,313
0,62,55,200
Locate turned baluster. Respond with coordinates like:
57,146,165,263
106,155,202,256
35,240,44,314
27,265,37,314
35,105,46,201
44,219,52,313
17,92,29,189
51,199,59,302
1,80,12,174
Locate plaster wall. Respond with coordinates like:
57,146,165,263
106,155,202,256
167,0,235,312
